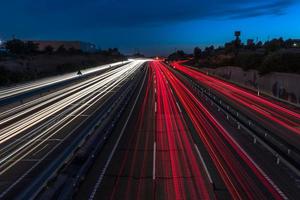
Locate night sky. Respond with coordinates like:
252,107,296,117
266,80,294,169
0,0,299,55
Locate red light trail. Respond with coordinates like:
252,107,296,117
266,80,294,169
156,61,286,200
152,61,212,199
172,61,300,146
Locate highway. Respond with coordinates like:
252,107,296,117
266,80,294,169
0,59,299,199
169,61,300,198
75,61,299,200
76,61,215,200
0,60,146,199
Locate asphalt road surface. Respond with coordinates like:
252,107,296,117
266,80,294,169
0,59,299,200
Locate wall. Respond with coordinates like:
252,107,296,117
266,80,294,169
201,66,300,105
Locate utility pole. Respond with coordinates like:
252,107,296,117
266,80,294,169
234,31,241,56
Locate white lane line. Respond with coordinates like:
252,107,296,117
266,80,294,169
194,144,213,185
153,142,156,180
205,110,289,200
32,144,49,156
0,61,144,199
88,65,148,200
20,159,40,162
176,102,182,113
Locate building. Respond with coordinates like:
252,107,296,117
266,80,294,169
26,40,97,53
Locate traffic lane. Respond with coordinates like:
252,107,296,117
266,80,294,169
174,61,300,120
173,62,300,139
0,76,132,197
0,63,130,129
0,64,134,155
0,70,110,127
173,63,300,151
0,92,111,159
166,85,231,198
200,88,300,151
0,139,57,192
94,65,155,200
162,63,284,199
153,61,212,200
0,109,93,195
0,61,129,114
197,94,300,199
74,64,149,200
179,105,232,199
0,61,129,102
94,61,213,200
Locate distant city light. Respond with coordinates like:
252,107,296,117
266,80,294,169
0,40,2,46
293,42,297,47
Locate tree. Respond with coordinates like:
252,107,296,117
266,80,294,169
167,50,187,60
44,45,54,54
25,41,39,54
56,45,67,54
265,38,285,53
193,47,202,60
256,41,263,48
5,39,25,54
203,45,214,57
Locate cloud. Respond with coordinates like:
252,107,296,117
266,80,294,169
1,0,295,28
0,0,296,42
69,0,296,27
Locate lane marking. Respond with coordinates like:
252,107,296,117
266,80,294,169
153,142,156,180
205,110,289,200
32,144,49,156
194,144,213,185
88,65,148,200
0,61,143,199
176,102,182,113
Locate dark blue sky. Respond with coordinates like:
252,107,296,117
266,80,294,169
0,0,299,55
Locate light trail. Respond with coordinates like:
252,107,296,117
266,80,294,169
0,60,145,186
0,61,130,100
157,61,286,200
172,61,300,146
106,61,213,200
153,61,211,199
108,63,154,200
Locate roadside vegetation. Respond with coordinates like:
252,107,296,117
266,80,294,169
0,39,126,86
167,38,300,75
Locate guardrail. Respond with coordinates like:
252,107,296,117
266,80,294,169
0,62,129,106
2,65,145,200
167,63,300,178
40,67,146,199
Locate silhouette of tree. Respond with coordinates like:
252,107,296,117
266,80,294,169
5,39,25,54
193,47,202,60
256,41,263,48
56,45,67,54
25,41,39,54
265,38,285,52
44,45,54,54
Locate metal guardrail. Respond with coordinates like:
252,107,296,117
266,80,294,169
168,63,300,178
0,62,128,106
7,66,145,200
